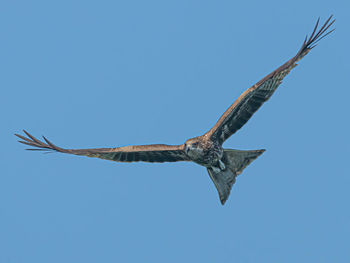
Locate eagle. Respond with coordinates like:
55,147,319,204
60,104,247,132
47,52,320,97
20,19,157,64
16,16,334,205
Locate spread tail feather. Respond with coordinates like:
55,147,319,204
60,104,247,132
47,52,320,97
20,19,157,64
207,149,265,205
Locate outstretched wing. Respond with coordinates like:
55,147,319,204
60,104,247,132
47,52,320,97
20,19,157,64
208,16,335,145
16,130,190,163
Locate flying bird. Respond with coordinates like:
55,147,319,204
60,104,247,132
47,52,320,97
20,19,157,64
16,16,334,205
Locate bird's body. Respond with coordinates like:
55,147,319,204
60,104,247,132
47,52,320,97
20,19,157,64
16,16,335,205
185,135,223,168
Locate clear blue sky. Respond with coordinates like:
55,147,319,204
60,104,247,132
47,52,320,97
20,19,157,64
1,0,349,262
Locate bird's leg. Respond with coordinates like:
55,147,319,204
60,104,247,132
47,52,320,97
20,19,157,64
211,166,221,173
210,160,226,174
218,159,226,170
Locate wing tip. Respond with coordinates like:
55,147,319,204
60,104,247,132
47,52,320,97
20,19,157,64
15,130,64,153
301,15,335,53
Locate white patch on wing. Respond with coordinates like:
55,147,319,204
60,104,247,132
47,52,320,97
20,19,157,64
223,124,230,134
220,131,226,141
220,124,230,141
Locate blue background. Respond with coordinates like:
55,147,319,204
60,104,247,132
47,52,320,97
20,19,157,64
1,0,349,262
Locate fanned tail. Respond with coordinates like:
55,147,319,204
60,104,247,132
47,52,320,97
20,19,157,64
207,149,265,205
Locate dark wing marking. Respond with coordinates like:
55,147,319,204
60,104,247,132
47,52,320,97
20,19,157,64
207,16,335,144
16,130,190,163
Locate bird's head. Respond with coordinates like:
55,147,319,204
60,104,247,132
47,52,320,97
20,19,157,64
184,137,203,157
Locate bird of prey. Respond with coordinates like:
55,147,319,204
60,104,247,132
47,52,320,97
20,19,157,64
16,16,334,205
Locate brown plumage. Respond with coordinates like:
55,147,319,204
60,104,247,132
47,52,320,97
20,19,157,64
16,16,335,205
16,130,189,163
207,16,335,144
